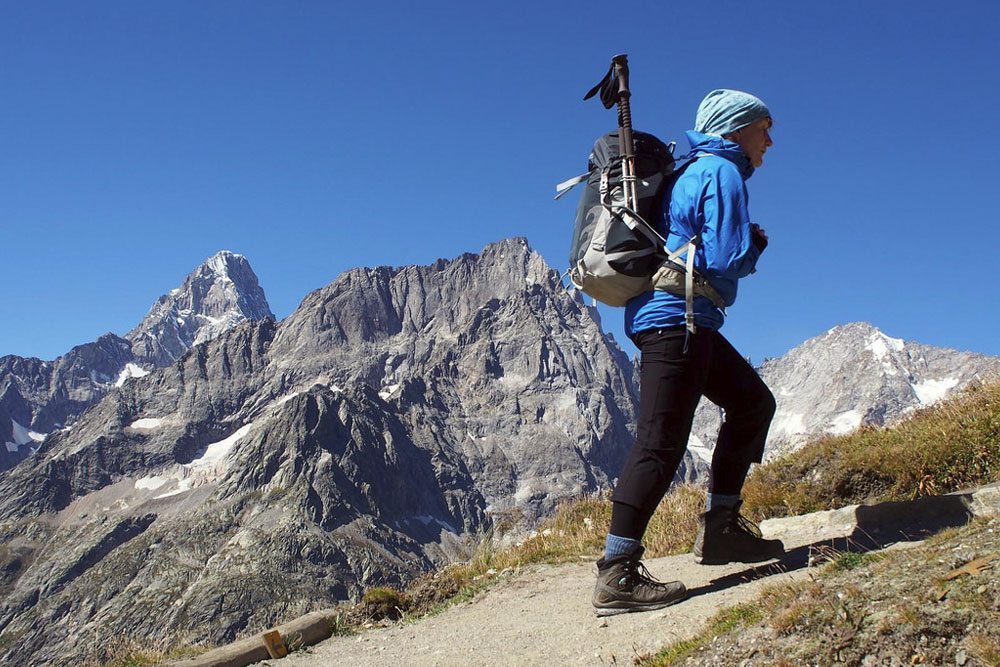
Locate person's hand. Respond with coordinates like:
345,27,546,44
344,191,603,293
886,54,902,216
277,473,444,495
751,223,769,252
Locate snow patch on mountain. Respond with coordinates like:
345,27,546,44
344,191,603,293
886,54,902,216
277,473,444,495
865,331,905,360
687,434,713,463
828,409,863,436
912,377,960,405
192,423,254,468
115,363,150,387
4,420,45,452
207,253,236,282
132,422,257,500
276,392,301,406
772,411,806,438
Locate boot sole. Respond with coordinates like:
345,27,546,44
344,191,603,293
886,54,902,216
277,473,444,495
593,592,689,617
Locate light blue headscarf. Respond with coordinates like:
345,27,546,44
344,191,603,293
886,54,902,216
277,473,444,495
694,89,770,137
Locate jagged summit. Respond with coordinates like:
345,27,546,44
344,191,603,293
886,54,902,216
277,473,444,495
820,321,905,351
335,237,543,287
826,321,881,335
276,237,566,351
0,252,275,473
127,250,274,366
205,249,243,278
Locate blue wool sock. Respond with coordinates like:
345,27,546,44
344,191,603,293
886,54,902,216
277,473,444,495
706,493,740,512
604,533,640,560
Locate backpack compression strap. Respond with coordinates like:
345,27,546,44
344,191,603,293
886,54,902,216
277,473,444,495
656,152,725,334
554,173,589,200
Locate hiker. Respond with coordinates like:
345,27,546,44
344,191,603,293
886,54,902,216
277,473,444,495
593,89,784,616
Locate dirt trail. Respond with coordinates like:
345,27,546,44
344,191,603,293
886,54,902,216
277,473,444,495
271,519,861,666
280,558,810,666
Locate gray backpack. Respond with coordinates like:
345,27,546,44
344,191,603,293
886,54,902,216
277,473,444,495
557,130,674,307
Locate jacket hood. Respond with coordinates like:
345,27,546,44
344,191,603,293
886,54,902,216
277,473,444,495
685,130,754,180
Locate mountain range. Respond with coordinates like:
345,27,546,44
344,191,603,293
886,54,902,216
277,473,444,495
1,239,996,665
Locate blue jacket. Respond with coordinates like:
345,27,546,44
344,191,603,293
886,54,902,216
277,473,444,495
625,130,761,338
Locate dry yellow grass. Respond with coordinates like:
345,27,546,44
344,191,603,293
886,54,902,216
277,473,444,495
743,379,1000,520
88,633,205,667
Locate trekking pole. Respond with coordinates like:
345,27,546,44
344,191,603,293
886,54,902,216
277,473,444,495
584,54,638,213
612,56,638,212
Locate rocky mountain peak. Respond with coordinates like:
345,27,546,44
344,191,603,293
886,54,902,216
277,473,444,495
0,239,642,665
689,321,1000,466
127,250,274,366
755,322,999,459
807,321,904,354
0,252,275,473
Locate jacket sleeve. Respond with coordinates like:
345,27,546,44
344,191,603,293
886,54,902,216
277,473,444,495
698,165,760,280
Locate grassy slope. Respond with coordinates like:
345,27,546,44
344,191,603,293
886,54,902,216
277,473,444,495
742,380,1000,520
637,518,1000,666
362,380,1000,628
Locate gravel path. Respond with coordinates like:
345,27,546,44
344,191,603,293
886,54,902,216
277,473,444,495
271,530,827,667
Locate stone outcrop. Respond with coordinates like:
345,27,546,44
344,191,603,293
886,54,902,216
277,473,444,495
127,250,274,367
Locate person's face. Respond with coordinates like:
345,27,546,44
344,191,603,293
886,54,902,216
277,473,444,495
728,117,773,168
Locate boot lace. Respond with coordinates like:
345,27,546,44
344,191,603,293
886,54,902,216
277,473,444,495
729,507,763,538
623,559,672,590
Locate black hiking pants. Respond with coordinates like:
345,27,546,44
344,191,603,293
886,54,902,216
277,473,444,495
610,326,776,540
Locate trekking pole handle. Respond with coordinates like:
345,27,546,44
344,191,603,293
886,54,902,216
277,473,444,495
612,55,635,161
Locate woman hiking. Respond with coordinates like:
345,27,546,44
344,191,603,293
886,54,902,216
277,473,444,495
593,89,784,616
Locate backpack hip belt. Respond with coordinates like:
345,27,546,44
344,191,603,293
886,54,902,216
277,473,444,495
650,240,728,334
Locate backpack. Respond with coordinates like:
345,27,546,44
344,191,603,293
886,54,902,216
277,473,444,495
557,130,676,308
556,136,728,328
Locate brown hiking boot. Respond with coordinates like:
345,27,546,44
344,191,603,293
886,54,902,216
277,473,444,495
694,501,785,565
592,546,688,616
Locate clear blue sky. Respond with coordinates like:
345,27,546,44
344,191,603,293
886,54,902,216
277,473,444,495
2,1,998,364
